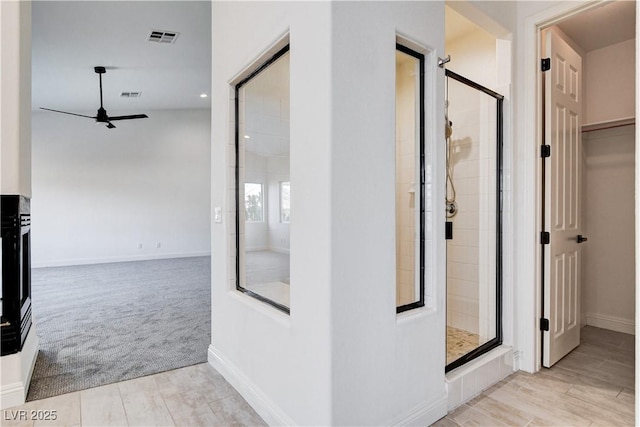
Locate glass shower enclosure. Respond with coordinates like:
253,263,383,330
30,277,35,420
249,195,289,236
444,69,503,372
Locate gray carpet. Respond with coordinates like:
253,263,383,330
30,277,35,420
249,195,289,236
27,256,211,401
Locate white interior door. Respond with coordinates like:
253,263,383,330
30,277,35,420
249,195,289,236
542,27,584,368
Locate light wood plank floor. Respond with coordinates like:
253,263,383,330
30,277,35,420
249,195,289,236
435,326,635,426
3,326,633,426
2,363,266,427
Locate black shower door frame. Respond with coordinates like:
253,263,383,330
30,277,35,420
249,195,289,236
444,69,504,373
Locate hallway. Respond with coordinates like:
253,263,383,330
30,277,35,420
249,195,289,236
435,326,634,426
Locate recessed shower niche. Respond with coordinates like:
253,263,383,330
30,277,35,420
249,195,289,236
235,46,291,313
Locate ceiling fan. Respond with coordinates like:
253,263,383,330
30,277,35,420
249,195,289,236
41,66,148,129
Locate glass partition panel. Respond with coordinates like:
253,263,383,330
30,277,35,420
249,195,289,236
445,70,502,371
395,44,425,312
236,46,290,313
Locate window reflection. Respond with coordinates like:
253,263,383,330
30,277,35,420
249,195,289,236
236,47,290,312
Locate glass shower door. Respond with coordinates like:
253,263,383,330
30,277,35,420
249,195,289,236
444,70,503,372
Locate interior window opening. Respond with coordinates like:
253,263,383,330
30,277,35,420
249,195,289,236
235,45,291,313
395,43,425,313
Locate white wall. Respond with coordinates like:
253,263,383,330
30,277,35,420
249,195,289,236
581,32,636,334
31,109,211,267
331,2,447,424
1,0,31,197
585,38,635,125
582,125,635,334
445,11,497,90
211,3,334,425
211,2,448,425
0,0,39,410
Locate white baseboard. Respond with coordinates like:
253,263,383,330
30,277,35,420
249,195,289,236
32,251,211,268
246,247,290,254
1,382,27,410
208,345,296,426
268,247,290,254
585,313,635,335
392,394,448,426
246,247,269,252
1,328,39,409
209,344,446,426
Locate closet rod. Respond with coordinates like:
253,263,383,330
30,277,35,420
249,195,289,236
581,120,635,133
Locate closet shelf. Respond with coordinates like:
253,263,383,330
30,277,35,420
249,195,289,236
581,117,635,133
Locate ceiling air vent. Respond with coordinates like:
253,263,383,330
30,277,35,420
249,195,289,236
120,92,142,98
147,30,179,44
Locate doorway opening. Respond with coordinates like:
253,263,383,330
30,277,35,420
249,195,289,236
28,1,212,401
537,1,636,368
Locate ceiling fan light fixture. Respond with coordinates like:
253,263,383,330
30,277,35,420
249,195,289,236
40,66,148,130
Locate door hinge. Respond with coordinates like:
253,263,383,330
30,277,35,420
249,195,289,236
541,58,551,72
540,231,550,245
540,318,550,331
445,221,453,240
541,144,551,158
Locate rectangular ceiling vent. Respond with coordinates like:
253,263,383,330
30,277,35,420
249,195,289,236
147,30,179,44
120,92,142,98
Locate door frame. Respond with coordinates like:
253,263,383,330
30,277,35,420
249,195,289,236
518,0,594,376
522,0,638,382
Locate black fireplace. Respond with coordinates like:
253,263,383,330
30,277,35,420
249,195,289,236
1,195,32,356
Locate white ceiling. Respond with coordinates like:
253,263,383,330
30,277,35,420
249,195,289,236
556,1,636,52
32,1,211,114
446,1,635,53
33,1,633,116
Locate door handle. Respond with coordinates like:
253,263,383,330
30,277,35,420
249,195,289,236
577,235,588,244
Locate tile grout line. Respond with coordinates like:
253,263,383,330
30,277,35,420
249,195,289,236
116,382,130,427
118,383,133,427
155,384,178,427
78,391,82,427
563,384,629,416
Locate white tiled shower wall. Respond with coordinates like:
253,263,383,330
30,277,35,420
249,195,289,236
446,96,481,333
445,13,497,340
395,52,418,305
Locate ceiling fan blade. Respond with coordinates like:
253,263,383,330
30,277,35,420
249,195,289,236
44,68,147,129
40,107,96,119
108,114,149,121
